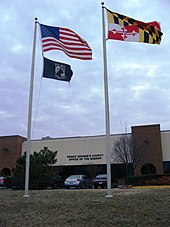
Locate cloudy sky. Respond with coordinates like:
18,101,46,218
0,0,170,139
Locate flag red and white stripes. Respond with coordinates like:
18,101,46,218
40,24,92,60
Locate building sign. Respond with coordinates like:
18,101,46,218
67,154,104,162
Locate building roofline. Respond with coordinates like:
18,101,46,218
0,135,26,139
161,129,170,133
131,123,160,128
4,124,170,142
27,132,132,142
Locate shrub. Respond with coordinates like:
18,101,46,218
12,147,58,190
127,174,170,186
166,177,170,185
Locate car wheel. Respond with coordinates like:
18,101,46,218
94,185,98,189
81,183,85,189
54,183,57,189
89,183,92,188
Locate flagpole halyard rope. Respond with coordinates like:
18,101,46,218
31,77,43,138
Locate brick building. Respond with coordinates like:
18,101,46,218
0,135,26,176
0,124,170,178
132,124,164,175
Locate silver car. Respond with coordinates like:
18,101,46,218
64,175,92,189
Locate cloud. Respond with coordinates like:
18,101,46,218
0,0,169,139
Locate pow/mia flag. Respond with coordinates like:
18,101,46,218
43,57,73,82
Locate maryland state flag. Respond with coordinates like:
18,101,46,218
43,57,73,82
107,9,163,44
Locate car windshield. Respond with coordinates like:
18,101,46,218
68,175,82,179
96,175,107,179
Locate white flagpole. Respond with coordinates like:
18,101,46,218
23,18,38,198
101,2,112,197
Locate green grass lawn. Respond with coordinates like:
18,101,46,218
0,188,170,226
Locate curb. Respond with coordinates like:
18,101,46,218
132,185,170,189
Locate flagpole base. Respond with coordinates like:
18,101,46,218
23,194,30,198
105,194,113,198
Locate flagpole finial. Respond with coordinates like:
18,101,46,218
101,2,104,6
35,17,38,22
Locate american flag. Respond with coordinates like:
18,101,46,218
39,24,92,60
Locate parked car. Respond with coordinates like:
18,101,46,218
0,176,14,189
93,174,118,189
93,174,107,189
64,175,92,189
50,175,65,189
0,177,6,187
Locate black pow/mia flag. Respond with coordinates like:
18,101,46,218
43,57,73,82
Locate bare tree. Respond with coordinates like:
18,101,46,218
84,164,103,180
112,133,147,180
